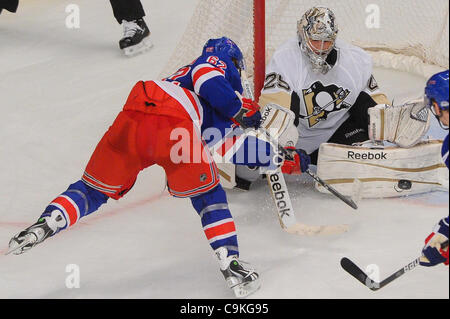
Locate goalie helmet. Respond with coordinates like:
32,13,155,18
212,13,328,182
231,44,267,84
202,37,245,73
297,6,338,74
425,69,449,129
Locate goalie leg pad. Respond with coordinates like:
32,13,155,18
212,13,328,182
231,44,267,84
316,140,448,198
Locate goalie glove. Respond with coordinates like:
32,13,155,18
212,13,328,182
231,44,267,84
368,102,431,148
232,92,262,129
281,147,311,175
419,217,449,267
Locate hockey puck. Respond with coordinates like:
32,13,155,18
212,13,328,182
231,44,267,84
397,180,412,190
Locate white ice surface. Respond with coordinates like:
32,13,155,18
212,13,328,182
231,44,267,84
0,0,448,299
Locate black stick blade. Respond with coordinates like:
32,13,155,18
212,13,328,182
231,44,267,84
340,257,380,291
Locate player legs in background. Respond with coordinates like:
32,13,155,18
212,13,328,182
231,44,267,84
0,0,19,14
109,0,152,56
7,81,260,298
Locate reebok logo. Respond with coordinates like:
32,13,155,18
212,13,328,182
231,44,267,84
269,173,291,219
348,151,387,160
261,106,272,124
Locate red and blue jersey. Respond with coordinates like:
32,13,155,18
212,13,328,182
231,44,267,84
163,52,243,138
163,53,278,169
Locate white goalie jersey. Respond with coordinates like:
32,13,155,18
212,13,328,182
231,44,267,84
259,37,383,154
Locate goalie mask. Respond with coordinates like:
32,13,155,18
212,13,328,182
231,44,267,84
297,7,338,74
425,69,449,130
202,37,246,74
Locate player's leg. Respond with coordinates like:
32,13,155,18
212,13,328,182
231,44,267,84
0,0,19,14
158,119,260,297
190,184,260,297
109,0,151,56
110,0,146,24
8,111,150,255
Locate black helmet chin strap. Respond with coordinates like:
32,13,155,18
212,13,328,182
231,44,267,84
430,100,449,130
435,114,449,130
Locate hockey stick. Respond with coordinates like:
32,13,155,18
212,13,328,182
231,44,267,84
242,70,357,210
305,169,358,210
340,240,449,291
240,70,349,236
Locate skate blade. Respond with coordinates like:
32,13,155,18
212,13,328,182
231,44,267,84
5,236,35,255
233,278,261,298
123,37,153,57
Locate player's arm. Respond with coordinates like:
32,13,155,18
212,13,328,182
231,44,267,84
358,53,430,148
258,55,295,112
364,74,391,105
420,216,449,267
191,56,258,122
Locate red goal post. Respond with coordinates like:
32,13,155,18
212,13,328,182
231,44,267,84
161,0,449,101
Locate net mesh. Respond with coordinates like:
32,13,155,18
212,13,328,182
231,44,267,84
162,0,449,80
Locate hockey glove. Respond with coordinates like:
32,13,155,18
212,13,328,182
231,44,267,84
419,217,449,267
232,97,262,130
281,147,311,175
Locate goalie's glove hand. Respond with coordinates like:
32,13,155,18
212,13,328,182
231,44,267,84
281,147,311,175
232,97,262,130
419,217,449,267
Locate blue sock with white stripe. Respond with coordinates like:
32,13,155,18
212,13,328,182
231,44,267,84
191,185,239,257
41,180,109,232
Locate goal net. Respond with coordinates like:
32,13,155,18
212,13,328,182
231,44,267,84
161,0,449,97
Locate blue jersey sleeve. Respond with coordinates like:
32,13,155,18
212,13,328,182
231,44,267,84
442,134,449,169
191,54,244,119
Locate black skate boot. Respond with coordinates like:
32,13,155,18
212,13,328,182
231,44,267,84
215,247,261,298
119,18,152,56
7,210,66,255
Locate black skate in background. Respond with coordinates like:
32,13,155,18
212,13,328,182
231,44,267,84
119,18,152,56
0,0,19,14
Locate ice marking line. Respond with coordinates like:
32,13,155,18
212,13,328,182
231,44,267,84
83,192,169,224
0,192,169,256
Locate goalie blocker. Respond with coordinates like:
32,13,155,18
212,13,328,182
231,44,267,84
316,140,448,198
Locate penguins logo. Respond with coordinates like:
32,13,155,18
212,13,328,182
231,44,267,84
301,81,351,127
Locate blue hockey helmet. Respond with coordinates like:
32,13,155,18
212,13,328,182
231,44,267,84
425,70,449,129
202,37,245,72
425,70,449,111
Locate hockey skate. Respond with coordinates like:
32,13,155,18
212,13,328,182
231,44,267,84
215,247,261,298
119,18,152,57
6,210,66,255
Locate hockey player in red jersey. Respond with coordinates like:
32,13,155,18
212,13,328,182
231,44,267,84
7,37,275,298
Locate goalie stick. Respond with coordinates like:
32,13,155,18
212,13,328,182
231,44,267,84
241,70,349,236
305,169,358,210
340,240,449,291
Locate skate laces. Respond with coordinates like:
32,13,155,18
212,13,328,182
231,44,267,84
122,20,143,38
231,258,256,274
